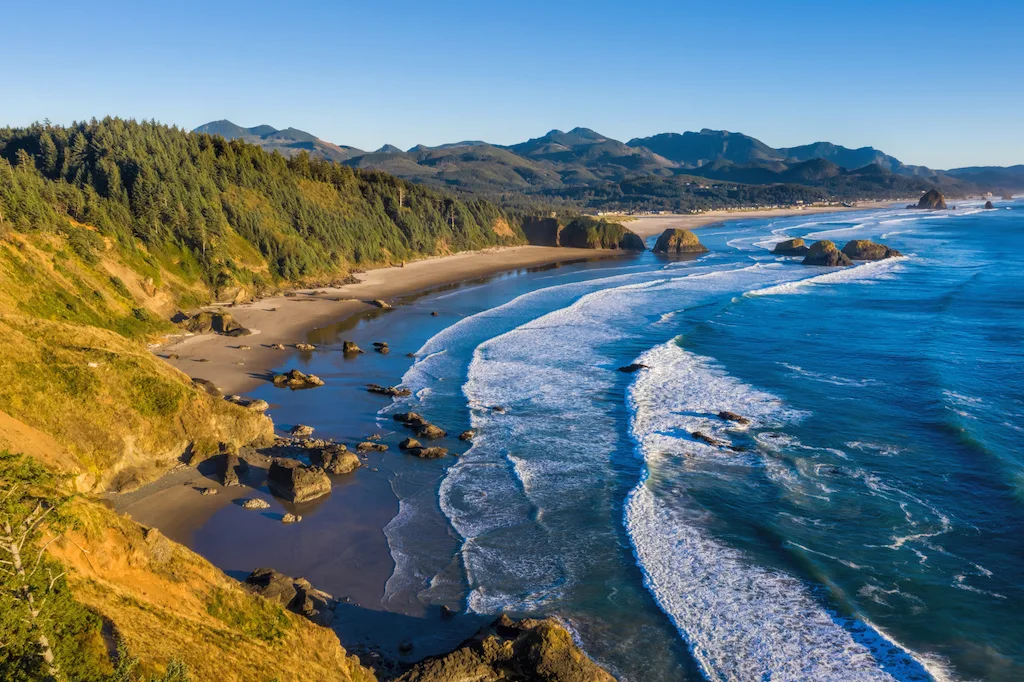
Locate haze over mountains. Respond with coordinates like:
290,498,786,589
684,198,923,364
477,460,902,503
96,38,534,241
195,120,1024,198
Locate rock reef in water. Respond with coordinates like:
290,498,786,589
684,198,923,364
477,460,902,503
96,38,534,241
841,240,902,261
771,238,810,256
652,228,709,254
802,240,852,267
984,200,995,209
395,614,615,682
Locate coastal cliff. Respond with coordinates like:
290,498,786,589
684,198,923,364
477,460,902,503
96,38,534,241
0,121,615,680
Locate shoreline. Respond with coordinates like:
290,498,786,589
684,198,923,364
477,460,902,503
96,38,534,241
155,245,625,396
620,201,900,238
156,202,901,398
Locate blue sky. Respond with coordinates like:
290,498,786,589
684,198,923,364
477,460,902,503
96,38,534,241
3,0,1021,169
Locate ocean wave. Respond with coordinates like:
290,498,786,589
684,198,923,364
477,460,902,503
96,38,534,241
806,222,871,240
745,257,907,297
625,340,947,681
780,362,878,388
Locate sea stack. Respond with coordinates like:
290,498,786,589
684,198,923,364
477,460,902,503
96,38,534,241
802,240,853,266
984,200,995,209
652,228,709,254
912,189,947,210
841,240,902,260
771,238,810,256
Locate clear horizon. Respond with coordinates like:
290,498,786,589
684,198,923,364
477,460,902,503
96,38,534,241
3,0,1022,169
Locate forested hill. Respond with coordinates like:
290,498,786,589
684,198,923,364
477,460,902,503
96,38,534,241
0,118,524,297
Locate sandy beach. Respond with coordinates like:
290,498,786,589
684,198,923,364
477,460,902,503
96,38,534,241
624,201,898,238
156,245,623,396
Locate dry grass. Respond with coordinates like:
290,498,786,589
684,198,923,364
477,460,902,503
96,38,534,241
51,500,377,682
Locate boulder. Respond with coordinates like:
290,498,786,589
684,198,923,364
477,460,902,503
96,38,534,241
802,240,852,267
270,343,286,350
617,230,647,251
911,189,947,210
372,299,392,309
407,446,449,459
417,424,447,440
200,487,218,496
246,399,270,412
220,452,249,487
342,341,364,355
316,445,361,475
367,384,412,397
395,615,615,681
267,458,332,503
1003,193,1014,201
245,569,336,626
394,412,428,428
192,377,222,397
241,498,270,510
984,200,995,210
272,369,325,390
294,343,316,351
717,411,751,425
281,513,302,524
185,311,250,336
841,240,903,261
652,228,709,254
459,430,475,442
617,363,649,373
290,424,314,437
771,238,810,256
357,441,388,452
399,437,422,450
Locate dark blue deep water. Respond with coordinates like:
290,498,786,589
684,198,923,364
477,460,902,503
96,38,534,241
201,200,1024,681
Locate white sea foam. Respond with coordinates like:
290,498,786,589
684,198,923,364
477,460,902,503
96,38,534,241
806,222,871,240
625,341,946,681
745,257,907,297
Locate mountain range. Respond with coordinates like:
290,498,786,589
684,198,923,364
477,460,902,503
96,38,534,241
195,120,1024,198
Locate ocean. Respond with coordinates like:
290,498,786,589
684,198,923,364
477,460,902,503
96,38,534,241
197,200,1023,681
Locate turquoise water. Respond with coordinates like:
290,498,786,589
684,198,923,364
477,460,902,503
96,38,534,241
202,201,1023,680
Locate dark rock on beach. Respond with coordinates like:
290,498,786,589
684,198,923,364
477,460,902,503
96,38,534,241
406,446,449,459
417,424,447,440
771,238,810,256
343,340,365,355
267,458,332,503
652,228,709,254
191,377,222,397
367,383,412,397
272,369,324,390
316,445,361,475
802,240,852,267
841,240,902,261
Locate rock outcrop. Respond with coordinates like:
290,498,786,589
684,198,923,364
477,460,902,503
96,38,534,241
267,458,332,503
367,383,412,397
184,311,250,337
290,424,315,437
399,437,422,450
396,614,615,682
911,189,947,210
841,240,903,261
984,200,995,209
406,446,449,459
554,216,645,251
652,228,709,254
343,341,364,355
771,238,810,256
272,369,325,390
245,568,337,626
718,411,751,425
417,424,447,440
802,240,852,267
316,445,361,475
